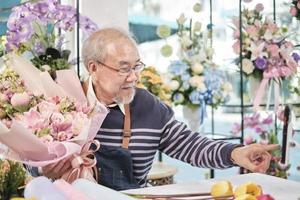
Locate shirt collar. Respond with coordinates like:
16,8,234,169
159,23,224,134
87,77,125,115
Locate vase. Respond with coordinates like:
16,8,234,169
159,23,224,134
182,106,203,132
248,76,262,102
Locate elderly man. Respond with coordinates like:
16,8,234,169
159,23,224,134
43,28,278,191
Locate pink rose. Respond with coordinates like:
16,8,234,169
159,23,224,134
233,30,240,39
245,25,258,38
10,92,30,109
297,2,300,9
290,7,298,16
21,109,48,132
266,44,279,58
256,194,275,200
232,40,240,54
56,131,73,141
255,3,264,12
244,135,254,145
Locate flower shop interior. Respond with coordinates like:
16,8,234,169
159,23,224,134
1,0,300,199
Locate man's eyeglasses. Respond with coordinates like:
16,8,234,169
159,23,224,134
96,60,145,76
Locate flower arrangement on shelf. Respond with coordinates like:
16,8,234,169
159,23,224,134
137,66,172,106
232,2,299,80
156,3,232,111
290,0,300,20
4,0,98,74
231,112,289,178
0,159,30,200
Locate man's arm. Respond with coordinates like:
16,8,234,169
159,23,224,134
159,116,240,169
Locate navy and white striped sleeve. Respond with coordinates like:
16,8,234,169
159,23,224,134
158,109,240,169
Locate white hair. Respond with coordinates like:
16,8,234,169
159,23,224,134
81,27,138,68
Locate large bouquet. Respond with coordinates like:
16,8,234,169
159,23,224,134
231,112,289,178
232,2,299,110
137,66,172,106
157,3,232,111
0,54,108,183
5,0,98,74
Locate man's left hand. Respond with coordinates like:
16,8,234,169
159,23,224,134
231,143,280,173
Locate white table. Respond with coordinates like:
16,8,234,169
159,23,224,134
123,173,300,200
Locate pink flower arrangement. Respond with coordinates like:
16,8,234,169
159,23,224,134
231,112,289,178
232,3,299,80
17,96,90,143
290,0,300,19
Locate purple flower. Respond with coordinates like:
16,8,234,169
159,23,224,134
292,52,300,62
80,16,99,36
254,57,267,70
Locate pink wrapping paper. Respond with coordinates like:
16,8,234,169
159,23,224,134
0,54,108,167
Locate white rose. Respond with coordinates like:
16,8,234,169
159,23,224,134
193,21,202,32
263,29,273,40
177,13,187,25
191,63,204,74
198,50,207,62
197,82,207,92
206,47,214,58
242,58,254,75
168,80,180,90
189,76,204,88
222,82,233,93
41,65,51,71
180,35,193,49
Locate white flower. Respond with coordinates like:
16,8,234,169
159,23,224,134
193,21,202,32
197,82,206,92
180,34,193,49
177,13,187,25
168,80,180,90
198,50,207,62
222,82,233,93
41,65,51,71
206,47,214,58
189,75,204,90
242,58,254,75
263,29,273,41
191,62,204,74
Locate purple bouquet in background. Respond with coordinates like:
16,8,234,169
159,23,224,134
5,0,98,74
232,2,299,80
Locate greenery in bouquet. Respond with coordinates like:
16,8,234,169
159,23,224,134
4,0,98,74
231,112,289,178
232,2,299,80
0,68,42,123
0,67,92,143
156,3,232,110
0,159,29,200
137,66,172,106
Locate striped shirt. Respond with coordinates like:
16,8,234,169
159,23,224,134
96,88,239,187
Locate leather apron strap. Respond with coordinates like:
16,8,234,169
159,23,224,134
122,104,131,149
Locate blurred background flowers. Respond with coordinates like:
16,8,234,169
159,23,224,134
4,0,98,74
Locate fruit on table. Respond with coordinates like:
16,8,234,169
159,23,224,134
211,181,233,197
234,182,262,197
256,194,275,200
234,194,257,200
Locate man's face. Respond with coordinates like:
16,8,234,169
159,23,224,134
90,39,141,104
